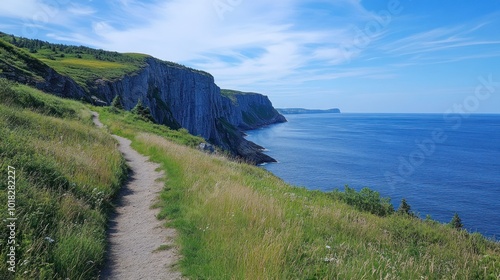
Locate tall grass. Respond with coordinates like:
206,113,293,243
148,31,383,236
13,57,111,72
2,77,498,279
0,79,126,279
98,106,500,279
95,107,204,148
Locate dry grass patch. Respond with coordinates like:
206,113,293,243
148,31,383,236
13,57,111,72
128,132,500,279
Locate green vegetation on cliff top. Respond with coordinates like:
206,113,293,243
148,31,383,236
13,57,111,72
0,32,212,92
221,89,260,103
0,32,149,90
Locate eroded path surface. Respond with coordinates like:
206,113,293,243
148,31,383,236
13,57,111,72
93,112,181,280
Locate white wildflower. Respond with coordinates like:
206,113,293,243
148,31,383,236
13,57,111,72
44,237,55,243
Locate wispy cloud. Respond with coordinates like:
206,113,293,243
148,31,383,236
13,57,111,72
67,5,96,16
380,20,500,59
1,1,499,112
62,0,387,89
0,0,47,20
0,0,396,89
0,0,99,38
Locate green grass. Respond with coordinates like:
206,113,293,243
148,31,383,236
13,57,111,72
1,76,499,279
34,52,147,91
0,34,148,91
98,106,500,279
95,106,204,148
0,40,47,82
0,78,85,119
0,33,212,93
0,79,126,279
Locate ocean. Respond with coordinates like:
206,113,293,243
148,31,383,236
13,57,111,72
245,113,500,240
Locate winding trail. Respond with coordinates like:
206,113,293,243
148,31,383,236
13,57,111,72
92,112,182,280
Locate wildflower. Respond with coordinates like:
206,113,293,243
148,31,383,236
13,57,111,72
323,257,336,262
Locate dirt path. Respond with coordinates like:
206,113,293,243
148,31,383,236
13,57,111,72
92,112,182,280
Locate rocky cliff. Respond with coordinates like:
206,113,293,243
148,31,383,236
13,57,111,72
221,89,287,130
92,58,286,163
0,40,286,163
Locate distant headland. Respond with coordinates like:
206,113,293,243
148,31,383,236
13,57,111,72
277,108,341,114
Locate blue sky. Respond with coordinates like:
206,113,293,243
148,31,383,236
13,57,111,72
1,0,500,113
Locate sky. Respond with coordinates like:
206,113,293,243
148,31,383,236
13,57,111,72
1,0,500,113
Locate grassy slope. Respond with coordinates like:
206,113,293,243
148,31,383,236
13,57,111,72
35,52,148,90
0,40,48,82
1,34,499,278
0,78,499,279
0,33,213,93
0,33,149,91
98,107,500,279
0,79,126,279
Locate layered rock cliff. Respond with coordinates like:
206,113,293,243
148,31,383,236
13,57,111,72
221,89,287,130
91,58,286,163
0,40,286,163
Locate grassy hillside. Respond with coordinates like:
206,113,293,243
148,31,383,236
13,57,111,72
0,32,213,92
0,32,149,91
0,78,126,279
1,78,499,279
98,106,500,279
0,39,50,82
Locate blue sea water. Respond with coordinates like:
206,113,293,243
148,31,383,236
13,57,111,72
246,113,500,240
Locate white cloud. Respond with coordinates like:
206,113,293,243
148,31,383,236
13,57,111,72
0,1,97,38
0,0,46,19
381,21,500,57
67,5,96,16
0,0,391,91
73,0,388,90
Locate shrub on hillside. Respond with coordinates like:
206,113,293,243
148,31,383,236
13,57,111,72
111,94,124,110
450,212,463,230
330,185,395,216
397,198,414,216
132,98,154,122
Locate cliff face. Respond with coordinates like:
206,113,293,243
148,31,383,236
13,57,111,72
93,58,219,137
90,58,286,163
0,35,286,163
223,91,287,130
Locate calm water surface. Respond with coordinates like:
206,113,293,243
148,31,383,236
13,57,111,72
246,113,500,239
